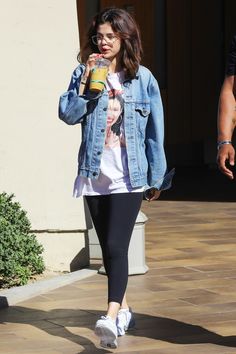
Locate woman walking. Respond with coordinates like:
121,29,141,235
59,7,173,349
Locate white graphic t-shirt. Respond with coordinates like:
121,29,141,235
73,71,144,197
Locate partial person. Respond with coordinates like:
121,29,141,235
59,7,174,349
217,35,236,179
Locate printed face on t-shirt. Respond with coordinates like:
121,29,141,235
107,97,122,127
105,90,125,148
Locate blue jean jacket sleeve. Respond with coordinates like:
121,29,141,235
145,76,174,190
58,65,90,125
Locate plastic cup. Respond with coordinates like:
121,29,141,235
89,57,111,92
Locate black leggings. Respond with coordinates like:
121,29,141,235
85,192,143,304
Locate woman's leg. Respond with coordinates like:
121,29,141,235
86,192,143,348
85,195,110,274
105,192,143,306
105,293,129,329
120,293,129,309
86,193,142,308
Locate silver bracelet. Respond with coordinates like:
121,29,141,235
217,140,232,150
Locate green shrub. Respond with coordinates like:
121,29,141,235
0,192,45,288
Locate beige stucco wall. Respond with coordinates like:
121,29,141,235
0,1,86,232
37,232,89,272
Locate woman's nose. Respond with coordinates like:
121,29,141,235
101,36,108,44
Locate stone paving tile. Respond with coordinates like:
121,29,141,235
1,200,236,353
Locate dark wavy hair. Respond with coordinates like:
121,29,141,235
78,7,143,79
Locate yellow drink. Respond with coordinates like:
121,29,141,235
89,58,110,92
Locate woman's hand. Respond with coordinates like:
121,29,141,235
84,53,103,78
79,53,103,94
145,188,161,201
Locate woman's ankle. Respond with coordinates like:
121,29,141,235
119,306,129,311
107,301,120,321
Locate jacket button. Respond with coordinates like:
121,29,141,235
97,151,101,155
101,129,105,132
93,172,97,176
103,107,107,111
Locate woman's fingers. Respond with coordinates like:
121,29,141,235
145,188,161,201
86,53,103,68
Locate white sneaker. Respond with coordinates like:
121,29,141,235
116,308,135,336
94,315,118,349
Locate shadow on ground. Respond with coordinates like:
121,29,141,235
1,307,236,352
160,166,236,202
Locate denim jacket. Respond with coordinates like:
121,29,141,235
59,64,173,190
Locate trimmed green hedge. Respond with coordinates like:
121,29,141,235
0,192,45,288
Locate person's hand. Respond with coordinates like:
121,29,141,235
79,53,103,92
217,144,235,179
145,188,161,201
84,53,103,77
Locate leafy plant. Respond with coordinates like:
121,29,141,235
0,192,45,288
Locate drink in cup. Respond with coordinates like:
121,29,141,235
89,57,110,92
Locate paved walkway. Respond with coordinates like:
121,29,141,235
1,167,236,353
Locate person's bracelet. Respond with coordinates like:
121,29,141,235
217,140,232,150
80,75,88,84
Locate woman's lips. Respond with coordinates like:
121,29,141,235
107,117,114,124
101,47,109,53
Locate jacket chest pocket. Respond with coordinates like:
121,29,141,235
135,103,150,136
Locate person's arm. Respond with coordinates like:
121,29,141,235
78,66,90,95
217,75,236,179
59,54,104,125
58,65,90,125
144,74,167,200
